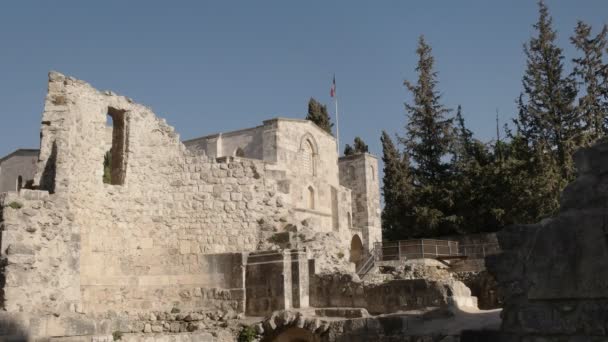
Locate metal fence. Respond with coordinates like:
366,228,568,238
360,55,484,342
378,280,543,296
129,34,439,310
458,243,501,259
374,239,459,261
374,239,501,261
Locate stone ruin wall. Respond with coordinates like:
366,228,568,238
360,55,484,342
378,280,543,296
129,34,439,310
484,142,608,341
0,72,300,320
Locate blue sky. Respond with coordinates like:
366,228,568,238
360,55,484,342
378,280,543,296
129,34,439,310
1,1,607,159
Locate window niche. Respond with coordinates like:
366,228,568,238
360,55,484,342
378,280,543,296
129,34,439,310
235,147,245,157
103,107,128,185
307,186,315,210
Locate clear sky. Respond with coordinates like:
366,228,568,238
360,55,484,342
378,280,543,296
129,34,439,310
1,1,607,160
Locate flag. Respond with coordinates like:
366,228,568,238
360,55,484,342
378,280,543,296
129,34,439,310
330,75,336,98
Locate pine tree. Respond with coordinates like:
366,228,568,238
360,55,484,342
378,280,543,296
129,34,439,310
343,144,354,156
353,137,369,153
402,36,454,186
306,98,334,135
452,105,474,165
343,137,369,156
571,21,608,143
449,106,496,234
514,1,578,179
400,36,455,236
380,131,412,240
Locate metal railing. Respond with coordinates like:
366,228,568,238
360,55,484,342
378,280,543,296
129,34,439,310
355,240,501,278
374,239,501,261
458,243,501,259
374,239,459,261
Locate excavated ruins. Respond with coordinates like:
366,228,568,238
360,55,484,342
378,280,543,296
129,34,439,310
14,71,607,341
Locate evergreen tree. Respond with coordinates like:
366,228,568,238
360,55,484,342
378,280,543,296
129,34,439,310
452,105,474,165
571,21,608,143
514,1,578,179
380,131,412,240
306,98,334,135
343,144,354,156
353,137,369,153
400,36,455,237
343,137,369,156
402,36,454,186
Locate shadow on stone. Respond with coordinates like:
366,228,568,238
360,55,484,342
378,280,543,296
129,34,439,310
0,315,29,342
40,141,57,194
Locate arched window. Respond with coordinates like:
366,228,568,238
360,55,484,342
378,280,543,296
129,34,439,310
17,176,23,192
348,165,355,178
370,165,375,180
299,137,316,176
234,147,245,157
307,186,315,209
347,212,352,228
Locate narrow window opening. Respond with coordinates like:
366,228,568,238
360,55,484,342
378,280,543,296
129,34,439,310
235,147,245,157
331,187,339,231
104,107,127,185
348,212,352,229
370,165,375,180
299,138,315,176
307,186,315,210
348,165,355,178
17,176,23,192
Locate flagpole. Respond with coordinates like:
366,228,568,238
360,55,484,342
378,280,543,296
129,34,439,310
335,95,339,155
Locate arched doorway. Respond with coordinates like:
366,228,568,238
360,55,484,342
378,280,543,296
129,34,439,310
350,235,364,266
271,327,316,342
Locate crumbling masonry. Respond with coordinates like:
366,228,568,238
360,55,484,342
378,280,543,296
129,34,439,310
0,72,383,339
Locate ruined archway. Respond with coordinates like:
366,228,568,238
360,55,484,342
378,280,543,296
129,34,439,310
350,234,364,266
271,327,316,342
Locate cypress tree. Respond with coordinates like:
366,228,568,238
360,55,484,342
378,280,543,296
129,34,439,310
343,144,354,156
401,36,455,236
571,21,608,143
343,137,369,156
306,98,334,135
381,131,412,240
353,137,369,153
514,1,578,179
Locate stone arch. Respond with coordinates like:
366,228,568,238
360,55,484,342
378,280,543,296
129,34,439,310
271,327,315,342
234,147,245,157
259,310,328,342
299,134,318,176
350,234,364,265
307,186,315,209
17,175,23,192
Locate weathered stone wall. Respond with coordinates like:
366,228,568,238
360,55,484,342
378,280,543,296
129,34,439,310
185,118,357,248
0,189,79,314
245,250,309,316
183,124,267,160
310,273,473,315
0,150,39,193
486,142,608,340
1,72,293,318
338,153,381,251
